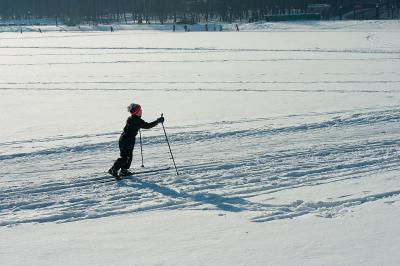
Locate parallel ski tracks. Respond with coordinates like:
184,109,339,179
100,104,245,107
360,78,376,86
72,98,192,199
0,167,172,199
1,108,399,225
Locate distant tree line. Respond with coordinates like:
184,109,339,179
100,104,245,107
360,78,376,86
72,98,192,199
0,0,398,25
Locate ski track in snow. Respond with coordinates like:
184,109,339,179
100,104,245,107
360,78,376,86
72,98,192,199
1,107,399,226
2,46,400,54
1,28,400,226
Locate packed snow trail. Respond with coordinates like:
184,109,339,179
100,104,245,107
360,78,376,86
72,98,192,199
1,107,399,226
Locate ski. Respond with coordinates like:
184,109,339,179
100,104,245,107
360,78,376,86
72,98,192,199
107,167,172,181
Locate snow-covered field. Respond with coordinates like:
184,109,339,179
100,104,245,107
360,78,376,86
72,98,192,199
0,21,400,265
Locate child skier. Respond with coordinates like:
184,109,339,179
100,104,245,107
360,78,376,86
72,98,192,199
108,103,164,178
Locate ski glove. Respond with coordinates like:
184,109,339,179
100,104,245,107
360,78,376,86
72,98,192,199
158,117,165,124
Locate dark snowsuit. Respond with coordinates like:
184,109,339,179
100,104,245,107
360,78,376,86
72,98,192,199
113,116,159,171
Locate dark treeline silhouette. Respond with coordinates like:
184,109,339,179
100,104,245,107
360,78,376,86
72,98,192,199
0,0,398,25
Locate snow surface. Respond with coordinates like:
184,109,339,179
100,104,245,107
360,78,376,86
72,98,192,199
0,20,400,265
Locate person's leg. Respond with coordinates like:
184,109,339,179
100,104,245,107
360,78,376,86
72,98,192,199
112,142,132,170
120,145,134,176
121,145,133,169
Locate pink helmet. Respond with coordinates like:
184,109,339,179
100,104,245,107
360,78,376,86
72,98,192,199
127,103,142,117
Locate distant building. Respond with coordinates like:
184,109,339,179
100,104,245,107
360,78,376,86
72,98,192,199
307,4,331,14
307,4,331,19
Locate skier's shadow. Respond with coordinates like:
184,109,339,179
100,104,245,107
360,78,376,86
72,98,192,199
123,178,254,212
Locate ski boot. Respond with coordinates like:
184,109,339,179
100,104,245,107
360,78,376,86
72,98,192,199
108,167,120,179
120,169,133,177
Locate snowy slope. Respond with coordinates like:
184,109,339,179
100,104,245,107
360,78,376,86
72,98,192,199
0,21,400,265
1,204,400,266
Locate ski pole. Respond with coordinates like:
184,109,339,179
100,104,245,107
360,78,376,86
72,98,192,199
161,113,179,176
139,129,144,167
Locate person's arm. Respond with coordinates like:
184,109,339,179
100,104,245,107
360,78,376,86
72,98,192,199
139,117,163,129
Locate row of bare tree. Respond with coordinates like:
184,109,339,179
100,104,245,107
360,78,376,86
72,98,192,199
0,0,398,24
